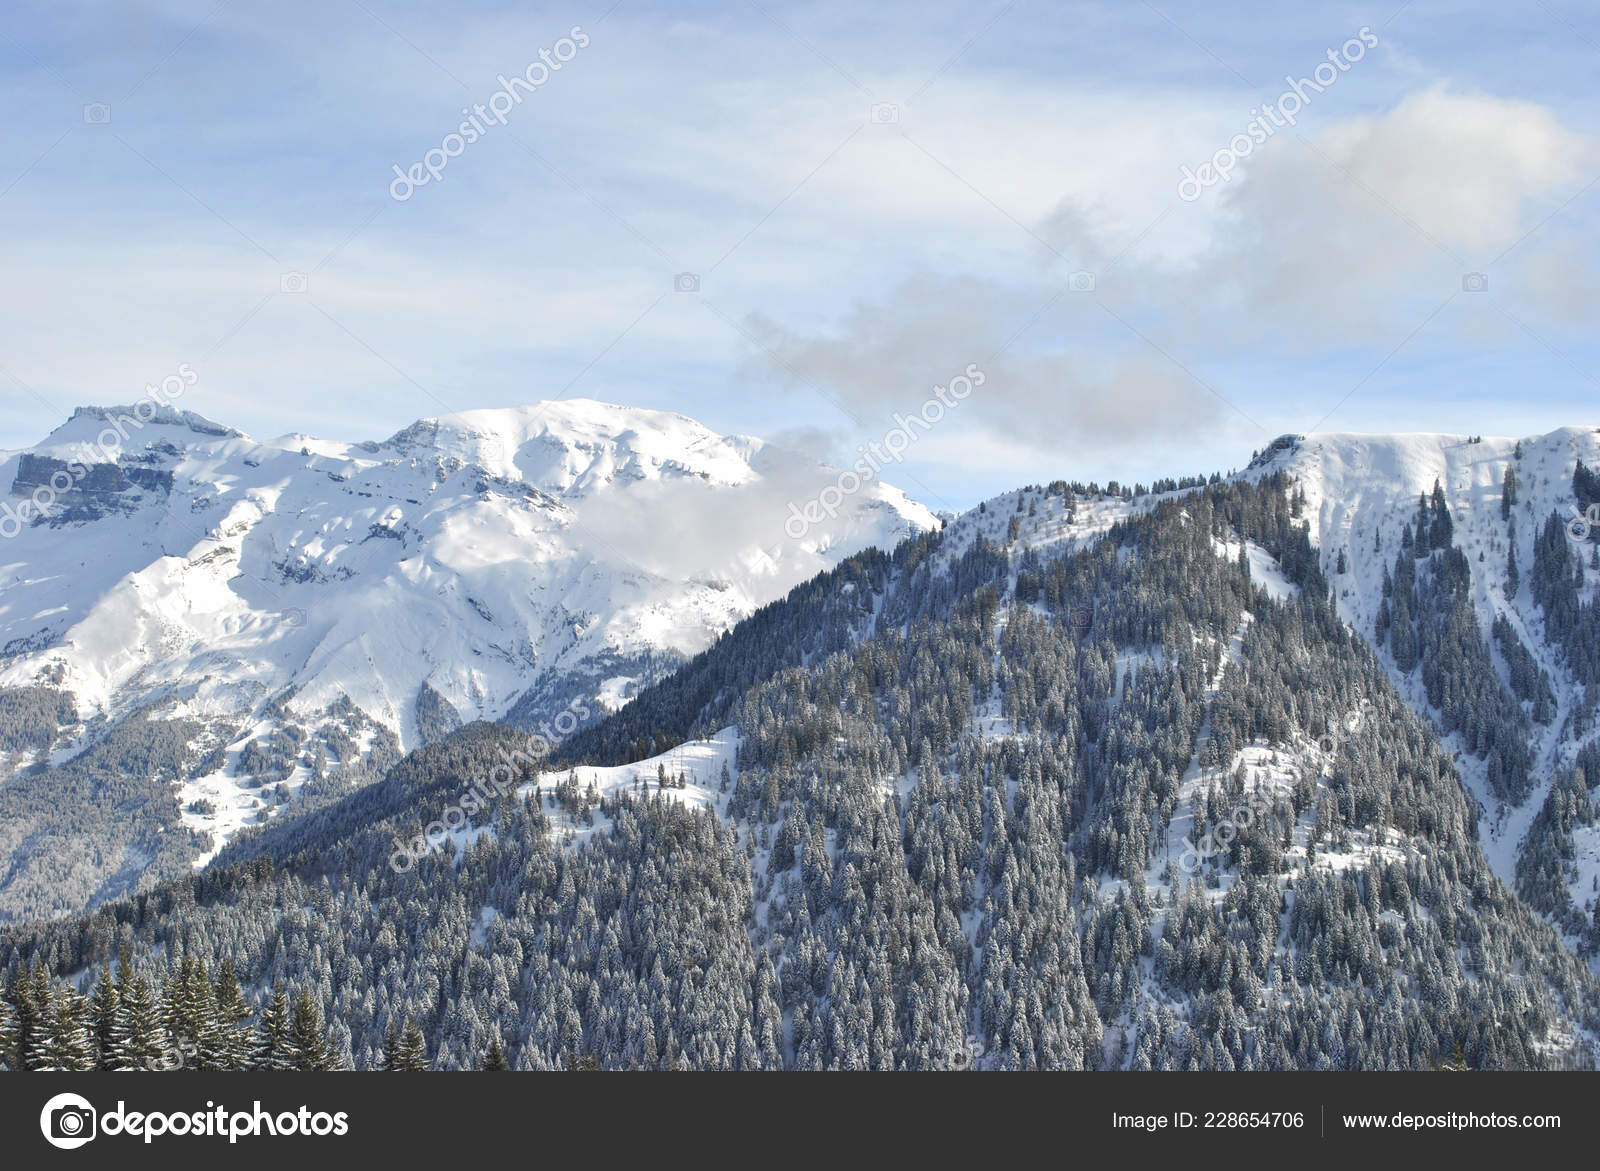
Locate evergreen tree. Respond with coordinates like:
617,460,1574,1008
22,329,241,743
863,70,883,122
1576,458,1600,510
251,984,292,1072
481,1034,510,1070
1506,518,1520,596
213,958,254,1071
393,1017,428,1071
4,965,39,1072
380,1023,401,1071
287,990,335,1071
110,974,168,1071
89,967,119,1071
0,989,17,1071
185,957,223,1069
34,986,95,1072
1428,481,1453,550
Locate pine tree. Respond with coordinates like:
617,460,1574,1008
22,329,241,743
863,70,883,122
394,1017,428,1071
251,984,292,1071
185,957,223,1069
22,960,50,1070
158,952,219,1065
89,967,119,1071
34,986,95,1072
287,990,334,1071
158,959,186,1054
213,958,254,1071
4,965,36,1071
380,1023,401,1071
481,1034,509,1070
114,948,133,1006
110,974,169,1071
1576,458,1600,509
1428,480,1453,550
0,989,17,1071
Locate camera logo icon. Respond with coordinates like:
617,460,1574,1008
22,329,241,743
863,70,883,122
83,103,111,124
1567,503,1599,542
869,102,899,124
41,1093,97,1150
1069,270,1096,292
673,272,700,293
280,272,309,294
1462,271,1488,293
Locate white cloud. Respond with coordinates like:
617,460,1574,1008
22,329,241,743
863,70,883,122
1152,88,1598,344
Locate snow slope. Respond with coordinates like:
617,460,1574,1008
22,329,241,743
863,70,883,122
1245,427,1600,902
0,399,935,859
522,726,740,850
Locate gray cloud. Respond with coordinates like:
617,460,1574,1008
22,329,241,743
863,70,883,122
742,272,1225,459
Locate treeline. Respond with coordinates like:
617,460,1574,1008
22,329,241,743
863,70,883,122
1,953,345,1072
1376,483,1536,802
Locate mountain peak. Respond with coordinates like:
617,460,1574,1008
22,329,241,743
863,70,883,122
58,403,243,442
0,394,937,870
368,398,768,494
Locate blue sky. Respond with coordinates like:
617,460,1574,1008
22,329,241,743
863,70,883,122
1,0,1597,510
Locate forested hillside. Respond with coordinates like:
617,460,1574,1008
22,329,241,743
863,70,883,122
3,475,1596,1070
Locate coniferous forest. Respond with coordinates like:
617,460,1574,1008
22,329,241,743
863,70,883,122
3,475,1597,1070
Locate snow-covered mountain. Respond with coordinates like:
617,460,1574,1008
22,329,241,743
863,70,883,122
6,406,1596,952
719,423,1600,957
7,426,1598,1069
0,398,935,892
1244,427,1600,938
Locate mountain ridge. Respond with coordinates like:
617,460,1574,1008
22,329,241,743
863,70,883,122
9,467,1593,1070
1243,426,1600,940
0,397,936,916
